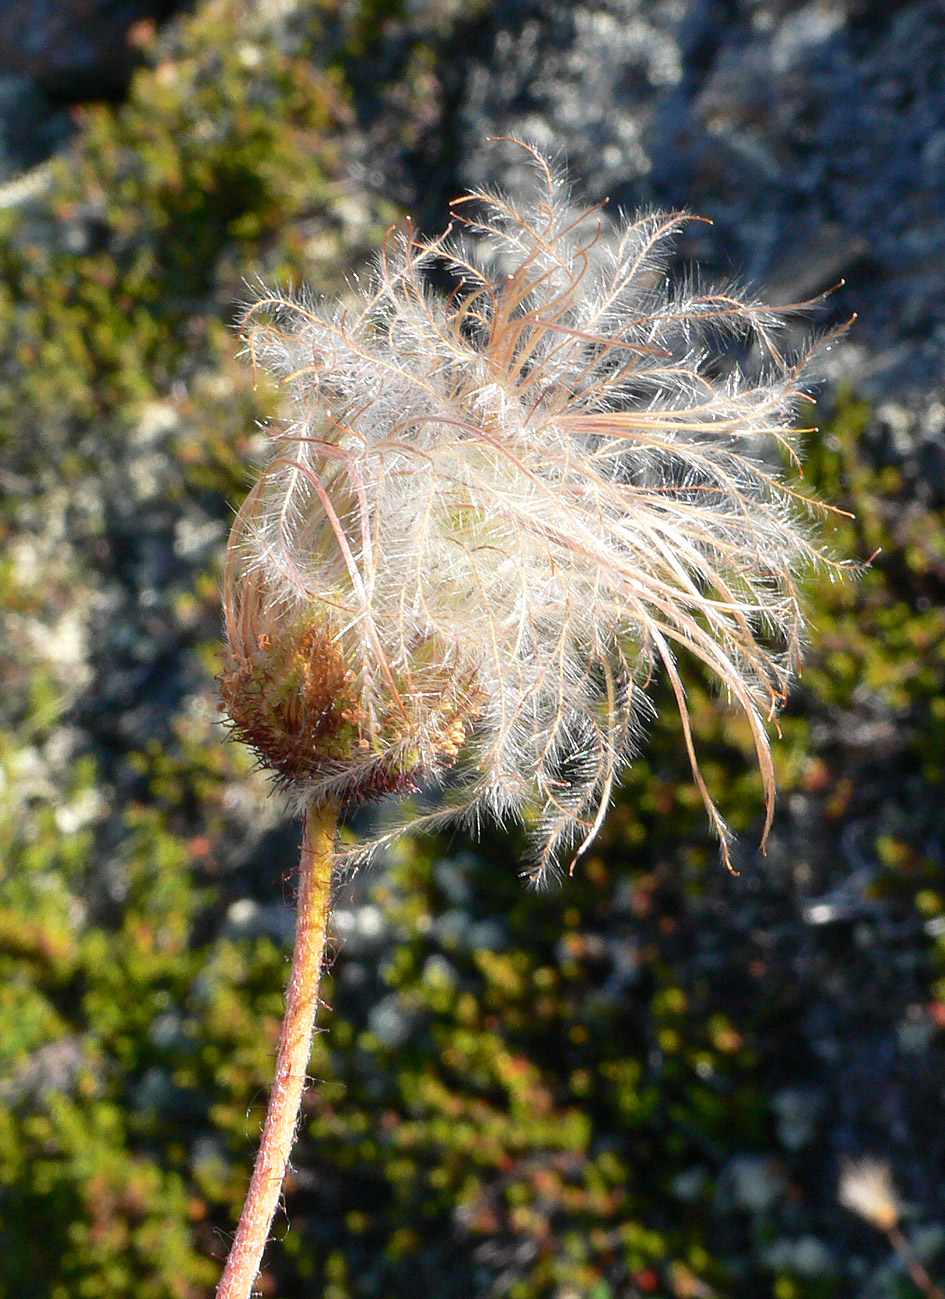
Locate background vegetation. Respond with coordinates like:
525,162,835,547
1,1,943,1296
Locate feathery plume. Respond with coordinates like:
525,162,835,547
838,1157,901,1232
221,142,844,879
215,141,850,1299
838,1158,945,1299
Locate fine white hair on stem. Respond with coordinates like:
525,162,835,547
222,140,850,882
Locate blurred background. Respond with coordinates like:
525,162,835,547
1,1,944,1296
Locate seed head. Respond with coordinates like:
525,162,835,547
838,1157,901,1232
221,143,845,879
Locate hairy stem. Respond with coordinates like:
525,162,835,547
888,1226,945,1299
216,800,339,1299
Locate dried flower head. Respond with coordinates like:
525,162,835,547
838,1157,901,1232
221,143,843,879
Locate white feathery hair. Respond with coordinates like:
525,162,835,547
223,142,844,881
838,1157,900,1231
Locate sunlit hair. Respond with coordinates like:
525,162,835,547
220,143,846,880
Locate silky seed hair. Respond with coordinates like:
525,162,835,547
221,142,847,881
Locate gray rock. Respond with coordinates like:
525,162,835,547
0,73,72,181
0,0,174,97
454,0,945,421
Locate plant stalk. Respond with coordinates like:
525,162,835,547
888,1225,945,1299
216,800,339,1299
